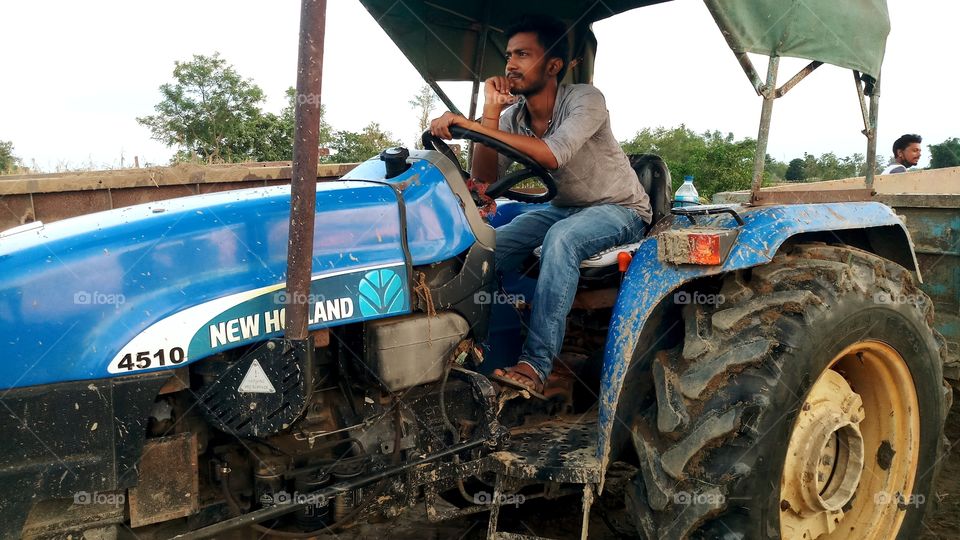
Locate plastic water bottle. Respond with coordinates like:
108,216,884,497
673,175,699,207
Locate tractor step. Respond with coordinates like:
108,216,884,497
483,413,600,540
491,412,601,484
486,481,595,540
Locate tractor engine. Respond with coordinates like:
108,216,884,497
160,311,488,529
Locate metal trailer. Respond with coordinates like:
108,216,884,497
716,169,960,381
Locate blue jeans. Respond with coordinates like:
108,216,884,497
495,204,648,383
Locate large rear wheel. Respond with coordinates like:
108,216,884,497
626,243,949,539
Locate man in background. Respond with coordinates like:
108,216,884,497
882,134,923,174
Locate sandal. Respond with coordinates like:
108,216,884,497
491,362,548,401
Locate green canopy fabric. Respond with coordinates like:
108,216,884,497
359,0,889,86
358,0,674,86
704,0,889,79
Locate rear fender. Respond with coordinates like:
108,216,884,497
597,201,918,482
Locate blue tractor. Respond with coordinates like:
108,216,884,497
0,1,950,539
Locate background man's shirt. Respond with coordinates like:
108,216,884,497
881,163,909,174
497,84,653,223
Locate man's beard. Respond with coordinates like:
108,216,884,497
512,66,551,97
899,155,918,167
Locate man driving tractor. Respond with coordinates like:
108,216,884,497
430,14,652,396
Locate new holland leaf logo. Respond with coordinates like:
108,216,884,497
358,269,405,316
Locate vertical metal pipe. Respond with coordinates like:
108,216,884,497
285,0,327,341
865,79,881,191
468,78,481,121
466,3,491,164
750,56,779,203
853,71,870,132
467,19,490,121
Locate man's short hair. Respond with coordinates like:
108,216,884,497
893,134,922,155
505,15,570,82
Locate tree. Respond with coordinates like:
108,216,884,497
329,122,401,163
409,85,439,148
238,87,335,163
137,53,267,163
785,158,805,181
620,125,757,200
929,138,960,169
781,152,869,182
765,154,788,181
0,140,20,174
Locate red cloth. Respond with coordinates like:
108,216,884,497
466,178,497,219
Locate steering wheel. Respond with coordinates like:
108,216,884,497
421,125,558,203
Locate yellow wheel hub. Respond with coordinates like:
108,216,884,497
780,341,920,539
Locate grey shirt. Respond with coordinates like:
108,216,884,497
881,163,908,175
497,84,652,224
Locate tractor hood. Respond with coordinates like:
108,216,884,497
0,151,483,389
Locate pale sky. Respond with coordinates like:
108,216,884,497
1,1,957,171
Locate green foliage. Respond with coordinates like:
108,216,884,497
328,122,401,164
620,125,757,200
233,88,334,163
785,158,805,181
617,126,878,199
409,85,438,148
138,53,267,163
929,138,960,169
765,154,787,181
138,54,337,164
0,140,20,174
280,87,334,151
807,152,866,180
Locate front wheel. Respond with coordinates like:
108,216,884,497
626,243,949,539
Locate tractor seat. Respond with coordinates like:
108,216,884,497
525,154,672,286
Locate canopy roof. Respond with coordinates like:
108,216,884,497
359,0,889,87
705,0,889,79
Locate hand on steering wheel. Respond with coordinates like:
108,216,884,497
421,125,558,204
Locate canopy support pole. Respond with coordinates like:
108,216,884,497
775,61,822,98
733,53,765,96
466,2,492,165
853,70,880,190
853,71,871,131
865,79,880,191
427,78,462,117
467,7,491,121
286,0,327,341
750,56,779,204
